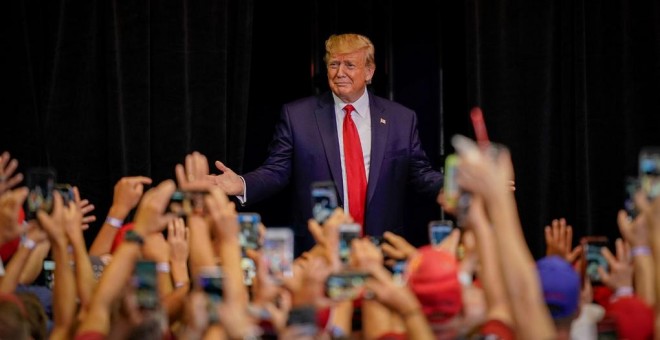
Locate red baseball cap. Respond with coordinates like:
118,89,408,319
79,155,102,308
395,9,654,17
406,246,462,324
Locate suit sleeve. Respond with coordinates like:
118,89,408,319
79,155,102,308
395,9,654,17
407,112,444,197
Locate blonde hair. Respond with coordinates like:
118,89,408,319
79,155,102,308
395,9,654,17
324,33,375,67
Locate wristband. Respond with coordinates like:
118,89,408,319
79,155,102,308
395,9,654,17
105,216,124,229
156,262,171,273
611,286,634,301
631,246,651,257
21,237,36,250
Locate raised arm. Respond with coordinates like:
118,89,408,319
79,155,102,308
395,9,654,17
76,180,175,336
89,176,152,256
455,137,555,339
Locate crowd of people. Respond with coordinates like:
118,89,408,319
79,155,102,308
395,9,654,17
0,140,658,340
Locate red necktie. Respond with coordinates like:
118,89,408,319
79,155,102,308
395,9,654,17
342,104,367,229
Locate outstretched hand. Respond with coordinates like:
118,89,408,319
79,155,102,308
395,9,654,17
207,160,244,196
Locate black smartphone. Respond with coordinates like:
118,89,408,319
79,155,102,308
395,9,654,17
639,147,660,200
581,236,609,286
238,212,261,250
338,223,361,265
25,167,57,220
133,260,159,310
311,181,338,224
325,271,369,301
167,190,207,216
428,220,453,246
390,260,407,286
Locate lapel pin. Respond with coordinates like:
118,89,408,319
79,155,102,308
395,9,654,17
380,118,386,124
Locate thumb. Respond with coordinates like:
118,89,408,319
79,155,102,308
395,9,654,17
215,161,230,173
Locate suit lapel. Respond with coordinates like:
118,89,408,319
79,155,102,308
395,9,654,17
314,95,345,203
367,98,388,205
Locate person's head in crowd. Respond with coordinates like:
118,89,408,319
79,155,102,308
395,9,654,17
0,293,30,339
324,33,376,103
406,245,463,336
16,292,48,340
537,255,581,329
603,295,654,340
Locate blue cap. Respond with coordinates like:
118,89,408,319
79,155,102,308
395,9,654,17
536,255,580,319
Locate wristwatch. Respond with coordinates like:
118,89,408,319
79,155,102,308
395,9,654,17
124,230,145,245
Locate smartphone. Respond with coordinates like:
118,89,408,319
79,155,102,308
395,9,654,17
167,190,207,216
237,212,261,250
197,266,223,323
428,220,453,246
325,271,369,300
581,236,609,286
262,228,294,283
623,177,640,219
55,184,75,206
639,147,660,200
443,154,460,211
89,255,108,282
311,181,338,224
338,223,361,264
43,260,56,289
197,267,224,302
25,167,57,220
133,260,159,309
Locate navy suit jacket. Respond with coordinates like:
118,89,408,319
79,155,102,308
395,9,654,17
243,91,443,251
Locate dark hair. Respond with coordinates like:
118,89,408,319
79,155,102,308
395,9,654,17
16,292,48,340
0,300,30,340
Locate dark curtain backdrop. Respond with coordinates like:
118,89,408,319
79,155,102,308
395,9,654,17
465,0,660,257
3,0,660,257
5,0,253,244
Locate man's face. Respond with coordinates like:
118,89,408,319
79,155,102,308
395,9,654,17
326,50,374,103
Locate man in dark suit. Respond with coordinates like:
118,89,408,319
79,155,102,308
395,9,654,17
209,33,443,253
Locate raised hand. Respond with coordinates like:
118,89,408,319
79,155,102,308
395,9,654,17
381,231,418,265
0,187,28,244
0,152,24,195
111,176,153,217
73,186,96,230
544,218,582,264
175,151,214,192
132,180,176,236
617,209,649,248
598,238,633,292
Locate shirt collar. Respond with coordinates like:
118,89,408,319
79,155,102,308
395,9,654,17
332,90,369,118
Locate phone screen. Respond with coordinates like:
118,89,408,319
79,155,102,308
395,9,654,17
311,181,338,224
238,212,261,250
25,168,57,220
338,223,361,264
134,260,159,309
582,237,609,285
428,220,453,246
639,147,660,200
262,228,294,282
325,272,369,300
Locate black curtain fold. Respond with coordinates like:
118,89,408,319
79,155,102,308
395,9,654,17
5,0,253,243
465,0,660,257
